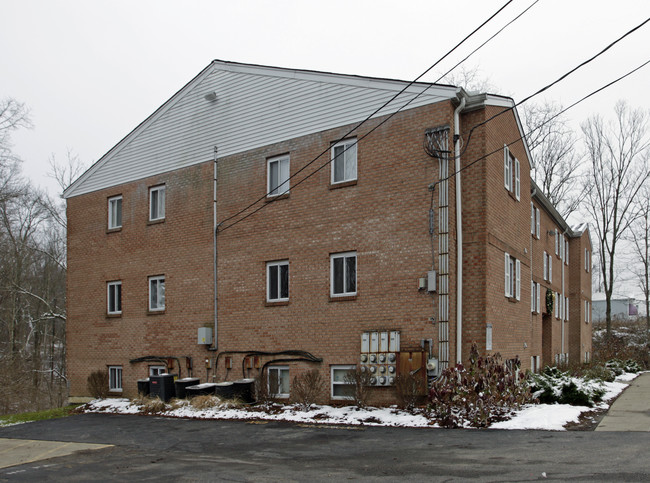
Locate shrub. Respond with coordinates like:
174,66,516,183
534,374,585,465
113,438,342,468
86,370,109,399
291,370,323,411
606,358,641,375
344,367,372,408
530,366,605,407
190,395,221,410
394,372,426,410
428,343,533,428
139,396,168,414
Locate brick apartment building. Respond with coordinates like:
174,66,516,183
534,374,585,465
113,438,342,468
64,60,592,403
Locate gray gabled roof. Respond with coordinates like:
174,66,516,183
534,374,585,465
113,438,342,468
64,60,461,198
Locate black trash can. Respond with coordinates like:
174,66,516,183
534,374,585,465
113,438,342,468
174,377,200,399
137,378,150,396
214,381,235,399
185,383,217,398
232,378,255,403
149,374,176,402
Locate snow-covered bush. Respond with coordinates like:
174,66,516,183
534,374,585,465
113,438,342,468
530,367,605,407
428,343,533,428
606,358,641,375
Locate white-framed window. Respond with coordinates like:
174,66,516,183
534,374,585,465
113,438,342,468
331,138,357,184
331,251,357,297
268,366,290,398
555,232,560,256
149,275,165,311
530,202,535,235
109,366,122,392
331,365,355,400
585,300,590,323
149,185,166,221
267,154,290,197
535,208,540,238
108,195,122,229
107,281,122,315
531,281,541,314
543,252,553,283
267,260,289,302
564,238,569,265
486,324,493,351
504,252,520,300
554,292,560,318
149,366,166,376
585,249,590,272
503,145,520,200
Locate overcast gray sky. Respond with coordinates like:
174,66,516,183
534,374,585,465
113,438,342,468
2,0,649,196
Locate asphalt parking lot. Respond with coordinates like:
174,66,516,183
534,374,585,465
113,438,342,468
0,413,648,482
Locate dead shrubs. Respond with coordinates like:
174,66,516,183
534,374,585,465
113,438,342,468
291,370,324,411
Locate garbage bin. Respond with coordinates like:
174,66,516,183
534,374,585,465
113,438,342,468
174,377,200,399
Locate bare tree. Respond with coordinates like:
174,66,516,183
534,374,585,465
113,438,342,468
629,184,650,335
442,64,499,93
522,101,583,219
0,98,31,203
582,101,650,338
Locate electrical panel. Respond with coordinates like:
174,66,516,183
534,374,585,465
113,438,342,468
360,330,400,386
198,327,213,345
427,270,437,292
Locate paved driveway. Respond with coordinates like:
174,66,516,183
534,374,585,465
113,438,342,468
0,414,648,481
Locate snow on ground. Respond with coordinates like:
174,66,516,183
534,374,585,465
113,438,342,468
81,372,641,431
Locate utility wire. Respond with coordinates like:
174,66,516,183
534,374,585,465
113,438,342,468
433,57,650,190
459,16,650,149
217,0,516,228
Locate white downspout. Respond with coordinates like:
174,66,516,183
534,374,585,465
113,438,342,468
213,146,219,350
454,94,466,365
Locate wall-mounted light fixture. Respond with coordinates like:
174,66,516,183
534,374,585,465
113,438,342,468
204,91,218,102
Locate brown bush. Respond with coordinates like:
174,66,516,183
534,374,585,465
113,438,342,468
394,372,426,410
344,367,372,408
86,370,109,399
291,370,323,410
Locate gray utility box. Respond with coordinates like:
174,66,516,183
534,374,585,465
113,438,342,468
149,374,176,402
198,327,213,345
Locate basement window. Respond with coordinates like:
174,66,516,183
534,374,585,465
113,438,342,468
331,365,355,400
109,366,122,392
268,366,290,398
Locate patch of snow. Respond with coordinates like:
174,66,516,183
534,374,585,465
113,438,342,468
490,404,589,431
615,372,639,382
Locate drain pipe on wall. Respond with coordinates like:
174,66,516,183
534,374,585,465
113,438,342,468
213,146,219,351
454,92,466,365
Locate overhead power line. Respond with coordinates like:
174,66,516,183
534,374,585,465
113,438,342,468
217,0,517,229
435,57,650,189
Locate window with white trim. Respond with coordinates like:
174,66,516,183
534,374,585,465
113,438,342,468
555,232,560,256
503,145,520,201
564,238,569,265
535,208,540,238
543,252,553,283
585,300,590,323
107,281,122,315
267,155,290,197
565,296,569,320
504,253,521,300
585,249,590,272
268,366,290,398
267,260,289,302
149,185,166,221
109,366,122,392
149,366,166,376
331,139,357,184
108,196,122,229
331,365,355,399
486,324,493,351
531,281,541,313
331,252,356,297
149,275,165,311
